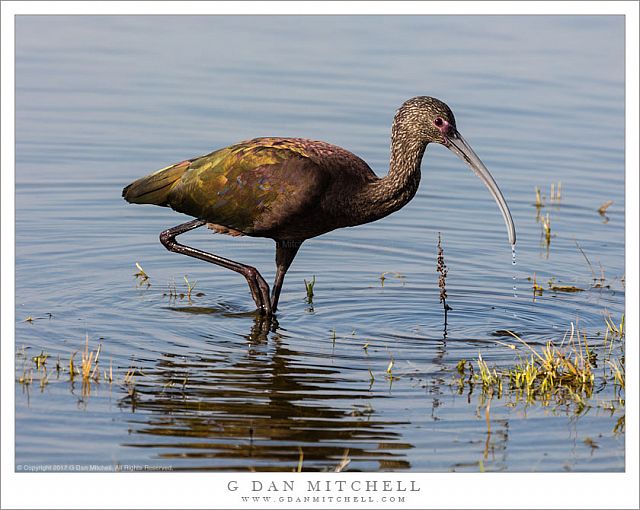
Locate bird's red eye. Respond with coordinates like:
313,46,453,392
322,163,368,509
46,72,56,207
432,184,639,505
434,117,444,127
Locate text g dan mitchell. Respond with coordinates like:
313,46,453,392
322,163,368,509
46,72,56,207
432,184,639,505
227,480,420,493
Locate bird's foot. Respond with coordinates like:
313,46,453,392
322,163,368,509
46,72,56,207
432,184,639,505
244,266,272,316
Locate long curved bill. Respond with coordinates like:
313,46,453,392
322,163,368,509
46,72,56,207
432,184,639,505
446,130,516,246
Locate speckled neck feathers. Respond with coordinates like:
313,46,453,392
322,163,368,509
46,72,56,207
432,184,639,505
344,115,427,226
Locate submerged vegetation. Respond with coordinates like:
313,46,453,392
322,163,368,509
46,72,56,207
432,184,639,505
454,320,625,419
528,274,585,296
533,184,558,257
527,240,620,300
134,262,205,302
534,182,562,208
541,212,552,245
304,275,316,304
379,271,405,287
133,262,150,287
183,275,198,301
598,200,614,222
16,334,134,401
164,276,205,302
533,183,616,263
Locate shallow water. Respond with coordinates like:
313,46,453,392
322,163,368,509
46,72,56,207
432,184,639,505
15,16,624,471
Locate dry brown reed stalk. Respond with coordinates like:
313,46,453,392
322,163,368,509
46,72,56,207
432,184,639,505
437,232,451,325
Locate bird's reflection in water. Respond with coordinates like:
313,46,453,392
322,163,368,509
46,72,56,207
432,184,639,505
119,313,413,471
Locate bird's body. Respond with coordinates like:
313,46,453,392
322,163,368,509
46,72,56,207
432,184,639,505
125,137,379,240
123,97,516,315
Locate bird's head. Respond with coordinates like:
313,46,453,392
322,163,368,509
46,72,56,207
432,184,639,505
396,96,516,246
395,96,458,145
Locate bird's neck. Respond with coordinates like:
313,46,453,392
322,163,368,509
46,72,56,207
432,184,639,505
349,131,427,225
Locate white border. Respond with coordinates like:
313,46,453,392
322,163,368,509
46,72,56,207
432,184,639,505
2,2,638,509
0,1,637,15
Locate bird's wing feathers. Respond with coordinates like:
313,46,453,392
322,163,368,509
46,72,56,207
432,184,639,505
122,160,191,205
165,138,329,236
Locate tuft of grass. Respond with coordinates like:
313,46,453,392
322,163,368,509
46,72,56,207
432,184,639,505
598,200,613,216
386,358,394,375
477,354,503,398
606,358,625,390
123,366,136,386
304,276,316,304
123,366,139,398
379,271,405,287
384,356,399,386
541,213,551,244
134,262,151,287
531,273,544,297
164,275,204,301
18,337,117,396
134,262,149,280
31,351,49,370
534,182,561,207
603,312,624,361
604,312,624,339
104,358,113,383
18,368,34,386
584,437,599,450
455,325,615,408
69,352,77,381
80,334,101,382
613,415,625,435
73,335,103,397
550,181,562,202
183,275,197,301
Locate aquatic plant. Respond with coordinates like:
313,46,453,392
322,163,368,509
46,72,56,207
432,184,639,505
304,275,316,304
163,275,205,301
550,181,562,203
541,213,551,244
134,262,151,288
437,232,451,324
598,200,613,214
455,321,624,412
183,275,197,301
379,271,405,287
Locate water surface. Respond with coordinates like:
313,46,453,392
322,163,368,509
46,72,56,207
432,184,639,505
15,15,625,471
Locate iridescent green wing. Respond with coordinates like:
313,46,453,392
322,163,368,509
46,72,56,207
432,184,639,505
166,139,326,235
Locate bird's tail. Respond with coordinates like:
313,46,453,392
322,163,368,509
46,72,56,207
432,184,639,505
122,160,191,205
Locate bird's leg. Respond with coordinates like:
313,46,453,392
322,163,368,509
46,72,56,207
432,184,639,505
159,220,272,315
271,240,302,312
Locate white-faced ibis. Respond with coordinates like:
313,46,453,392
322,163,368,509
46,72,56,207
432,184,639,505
123,96,516,315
